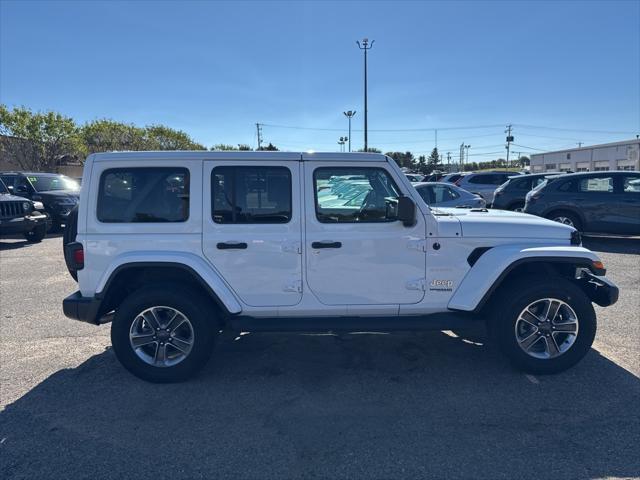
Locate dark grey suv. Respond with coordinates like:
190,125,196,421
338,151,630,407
493,173,554,211
524,171,640,235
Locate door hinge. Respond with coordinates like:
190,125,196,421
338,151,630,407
407,239,427,252
282,242,302,254
283,280,303,293
406,278,427,291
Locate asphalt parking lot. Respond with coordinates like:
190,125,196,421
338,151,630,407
1,234,639,479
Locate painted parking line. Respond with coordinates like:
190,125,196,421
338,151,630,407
525,374,540,384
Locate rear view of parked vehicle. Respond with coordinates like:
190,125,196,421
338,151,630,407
524,171,640,235
492,173,554,211
413,182,486,208
455,171,521,205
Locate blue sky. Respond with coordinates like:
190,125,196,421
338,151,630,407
1,0,638,161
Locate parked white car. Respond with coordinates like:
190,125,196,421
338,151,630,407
413,181,486,208
63,152,618,382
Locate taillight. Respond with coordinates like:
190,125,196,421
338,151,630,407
64,241,84,271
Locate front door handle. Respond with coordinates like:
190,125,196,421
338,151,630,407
311,241,342,249
217,242,248,250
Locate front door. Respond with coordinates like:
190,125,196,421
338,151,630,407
304,162,426,306
202,160,303,307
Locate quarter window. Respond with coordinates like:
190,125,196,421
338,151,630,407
622,176,640,193
97,168,189,223
314,167,401,223
211,166,291,224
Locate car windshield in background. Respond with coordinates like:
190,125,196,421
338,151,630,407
0,179,8,194
29,175,79,192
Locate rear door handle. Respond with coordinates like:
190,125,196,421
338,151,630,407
311,241,342,249
217,242,248,250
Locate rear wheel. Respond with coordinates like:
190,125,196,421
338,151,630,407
23,223,46,243
488,275,596,374
547,210,582,231
509,202,525,212
111,284,218,382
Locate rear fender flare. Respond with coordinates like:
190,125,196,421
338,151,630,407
96,252,243,314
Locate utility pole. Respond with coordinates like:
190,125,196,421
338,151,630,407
577,142,583,148
256,123,263,150
343,110,356,152
459,143,465,171
435,129,438,149
465,145,471,168
447,152,451,172
356,38,374,151
505,124,513,168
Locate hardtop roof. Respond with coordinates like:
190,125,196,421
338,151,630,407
88,151,388,162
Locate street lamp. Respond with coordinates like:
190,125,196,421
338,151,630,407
343,110,356,152
338,136,348,152
356,38,374,152
465,145,471,168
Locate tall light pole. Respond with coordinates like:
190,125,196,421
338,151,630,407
343,110,356,152
465,145,471,169
356,38,374,152
505,124,513,168
338,137,347,152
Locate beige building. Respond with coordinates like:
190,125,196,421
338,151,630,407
530,139,640,173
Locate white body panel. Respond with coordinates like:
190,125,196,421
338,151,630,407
75,151,602,320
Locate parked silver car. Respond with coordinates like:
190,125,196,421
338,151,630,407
455,171,522,205
413,182,486,208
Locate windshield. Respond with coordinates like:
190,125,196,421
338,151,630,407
0,178,8,194
28,175,79,192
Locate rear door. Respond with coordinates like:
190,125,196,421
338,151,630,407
202,160,303,307
575,175,617,232
617,173,640,234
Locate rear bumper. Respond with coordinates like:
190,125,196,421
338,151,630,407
577,271,619,307
63,291,107,325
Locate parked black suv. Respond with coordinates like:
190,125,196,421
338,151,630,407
493,173,555,211
0,178,48,242
0,172,80,232
524,171,640,235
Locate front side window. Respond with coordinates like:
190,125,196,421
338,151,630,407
212,166,291,224
579,177,613,193
28,175,79,192
432,185,459,203
98,168,189,223
314,167,400,223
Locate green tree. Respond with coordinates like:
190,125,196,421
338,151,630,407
0,105,83,171
80,119,147,154
144,125,206,150
385,151,415,170
259,142,279,151
426,147,442,174
357,147,382,153
416,155,427,174
211,144,254,151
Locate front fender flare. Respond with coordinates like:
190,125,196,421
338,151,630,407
96,251,243,314
448,245,602,312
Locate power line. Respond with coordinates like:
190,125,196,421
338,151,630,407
260,123,505,133
514,123,636,135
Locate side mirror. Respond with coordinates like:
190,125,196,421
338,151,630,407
397,195,416,227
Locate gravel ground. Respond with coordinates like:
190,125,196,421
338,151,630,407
1,234,638,479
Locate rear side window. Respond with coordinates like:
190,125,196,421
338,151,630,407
579,177,613,193
446,174,462,183
622,175,640,193
97,168,189,223
212,166,291,224
513,178,532,190
468,174,504,185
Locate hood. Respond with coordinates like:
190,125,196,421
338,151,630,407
34,190,80,201
433,207,574,240
0,192,33,203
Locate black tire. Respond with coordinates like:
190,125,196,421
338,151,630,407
546,210,582,231
508,202,525,212
111,284,219,383
63,206,79,281
23,223,47,243
488,275,596,374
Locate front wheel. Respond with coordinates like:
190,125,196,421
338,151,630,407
24,223,47,243
111,285,219,382
489,276,596,374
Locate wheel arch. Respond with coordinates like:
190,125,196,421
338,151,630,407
96,260,242,322
448,245,604,313
543,206,586,228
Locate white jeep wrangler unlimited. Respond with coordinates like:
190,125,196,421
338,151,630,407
63,151,618,382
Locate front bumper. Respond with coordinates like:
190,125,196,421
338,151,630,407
63,291,108,325
577,270,619,307
0,212,47,235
